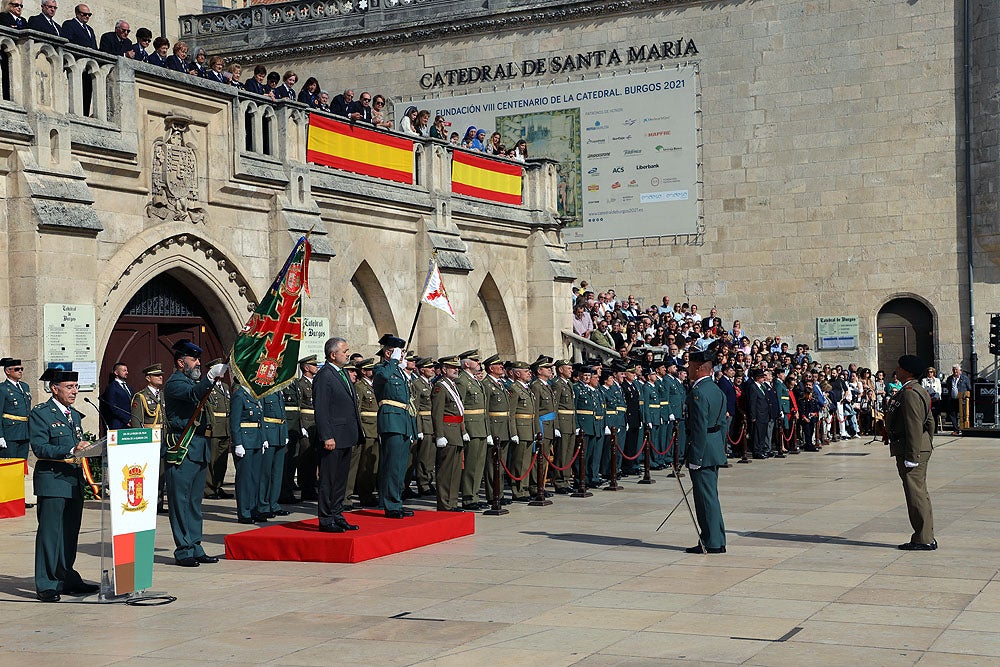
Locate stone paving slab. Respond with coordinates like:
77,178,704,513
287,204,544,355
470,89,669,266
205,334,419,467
1,435,998,665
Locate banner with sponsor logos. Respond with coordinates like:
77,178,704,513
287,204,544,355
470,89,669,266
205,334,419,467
417,66,698,242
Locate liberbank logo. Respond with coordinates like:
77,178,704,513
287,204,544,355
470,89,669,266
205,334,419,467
636,163,660,170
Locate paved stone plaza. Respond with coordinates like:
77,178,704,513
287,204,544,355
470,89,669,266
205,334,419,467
1,434,998,666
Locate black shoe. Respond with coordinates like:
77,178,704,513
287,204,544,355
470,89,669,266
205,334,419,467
554,487,571,495
500,498,512,505
204,492,220,500
237,517,256,524
271,509,290,517
773,452,786,459
253,515,269,523
444,507,465,512
385,510,408,519
65,581,100,595
543,491,554,498
217,489,233,499
37,590,60,602
278,495,299,504
195,555,220,564
157,504,168,515
318,523,346,533
685,545,726,554
176,557,200,567
425,484,437,496
898,540,937,551
334,518,359,531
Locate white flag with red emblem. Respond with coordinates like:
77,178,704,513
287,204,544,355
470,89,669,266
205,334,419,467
420,257,457,320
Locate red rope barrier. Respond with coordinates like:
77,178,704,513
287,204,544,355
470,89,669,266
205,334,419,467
544,444,583,471
782,424,796,444
727,423,746,446
649,430,676,457
616,440,645,461
499,451,538,482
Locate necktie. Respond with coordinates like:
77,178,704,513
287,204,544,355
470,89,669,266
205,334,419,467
50,18,58,35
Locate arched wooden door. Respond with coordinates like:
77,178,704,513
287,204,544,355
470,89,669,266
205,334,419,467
877,297,934,376
99,273,226,432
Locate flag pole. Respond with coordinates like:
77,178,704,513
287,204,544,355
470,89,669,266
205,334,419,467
404,302,423,351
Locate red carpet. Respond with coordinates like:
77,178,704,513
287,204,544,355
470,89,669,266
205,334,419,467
224,510,475,563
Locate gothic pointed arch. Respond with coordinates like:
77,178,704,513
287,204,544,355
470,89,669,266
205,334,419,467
478,272,515,357
350,260,398,337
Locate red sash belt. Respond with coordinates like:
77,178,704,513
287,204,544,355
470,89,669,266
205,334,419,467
442,415,464,424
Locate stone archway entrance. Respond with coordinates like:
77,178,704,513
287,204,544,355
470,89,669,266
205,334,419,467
877,297,935,375
99,272,227,417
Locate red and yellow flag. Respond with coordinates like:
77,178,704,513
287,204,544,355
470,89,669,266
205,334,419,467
451,151,523,205
307,113,415,184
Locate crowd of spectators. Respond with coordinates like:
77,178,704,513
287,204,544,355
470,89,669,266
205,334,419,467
571,281,969,456
1,2,531,162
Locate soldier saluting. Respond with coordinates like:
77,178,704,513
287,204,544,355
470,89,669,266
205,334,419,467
884,354,936,551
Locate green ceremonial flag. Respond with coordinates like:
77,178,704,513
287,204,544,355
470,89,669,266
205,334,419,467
230,236,312,400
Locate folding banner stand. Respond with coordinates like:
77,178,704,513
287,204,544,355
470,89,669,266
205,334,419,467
97,428,175,606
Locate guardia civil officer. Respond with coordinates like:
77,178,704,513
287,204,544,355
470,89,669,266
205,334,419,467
684,348,728,554
31,369,100,602
0,357,31,458
373,335,417,518
885,354,936,550
163,340,227,566
260,389,289,518
230,381,266,524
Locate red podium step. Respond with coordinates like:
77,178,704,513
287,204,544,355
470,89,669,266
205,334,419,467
224,510,475,563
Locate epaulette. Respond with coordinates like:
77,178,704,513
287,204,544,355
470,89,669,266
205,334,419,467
34,403,46,410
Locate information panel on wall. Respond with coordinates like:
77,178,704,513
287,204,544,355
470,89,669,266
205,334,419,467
416,66,699,242
300,316,329,364
43,304,98,390
817,316,860,351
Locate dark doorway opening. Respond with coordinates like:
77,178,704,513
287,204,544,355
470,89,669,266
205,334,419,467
877,298,935,376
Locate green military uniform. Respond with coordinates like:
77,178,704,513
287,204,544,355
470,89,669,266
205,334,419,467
483,359,515,504
163,364,214,562
432,368,466,511
373,355,417,513
600,379,625,477
130,381,166,511
575,381,604,487
663,372,687,465
643,375,662,469
529,372,556,497
296,375,317,500
509,376,537,500
204,381,231,498
685,374,728,551
456,367,488,509
30,395,88,597
885,377,935,546
279,378,301,502
351,369,379,507
229,384,265,522
550,371,576,493
260,391,288,515
0,374,31,459
409,366,436,494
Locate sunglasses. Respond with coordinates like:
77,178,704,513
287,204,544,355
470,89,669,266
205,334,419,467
360,97,371,102
9,367,23,371
78,11,92,16
373,100,384,107
9,2,23,7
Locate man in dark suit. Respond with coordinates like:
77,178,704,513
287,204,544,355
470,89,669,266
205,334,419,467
27,0,59,35
941,364,971,435
313,336,363,533
763,371,781,457
717,364,738,457
348,92,374,123
330,89,353,117
98,19,134,58
745,368,770,459
100,362,133,430
60,3,96,49
0,0,28,29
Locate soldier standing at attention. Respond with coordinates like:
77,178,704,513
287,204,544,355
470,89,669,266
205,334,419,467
550,359,576,494
351,357,380,508
456,350,489,510
529,356,557,499
372,335,417,519
163,340,227,567
684,348,728,554
0,358,31,459
203,359,232,500
409,357,437,497
260,390,289,518
130,364,167,513
432,356,468,511
229,381,266,524
279,369,301,503
508,360,537,501
885,354,937,551
296,355,319,501
483,354,515,505
31,369,100,602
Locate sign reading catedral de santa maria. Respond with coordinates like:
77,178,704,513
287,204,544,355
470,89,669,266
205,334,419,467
419,38,700,89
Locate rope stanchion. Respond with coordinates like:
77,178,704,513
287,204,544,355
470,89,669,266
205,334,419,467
735,411,751,464
605,427,623,491
638,425,655,485
483,440,509,516
571,432,593,497
529,433,553,507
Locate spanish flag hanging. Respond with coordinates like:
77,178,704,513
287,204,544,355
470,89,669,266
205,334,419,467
451,151,524,205
307,113,415,184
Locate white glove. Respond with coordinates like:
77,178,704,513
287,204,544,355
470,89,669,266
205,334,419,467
904,460,918,468
575,428,581,435
668,414,676,422
0,437,6,449
285,438,289,446
511,435,519,444
206,363,229,381
604,426,611,435
301,427,308,437
262,440,269,451
391,348,403,361
486,435,494,445
417,432,424,440
462,432,470,442
554,429,561,438
436,437,448,448
647,423,653,429
234,444,246,458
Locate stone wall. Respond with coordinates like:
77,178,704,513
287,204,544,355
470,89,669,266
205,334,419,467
187,0,1000,371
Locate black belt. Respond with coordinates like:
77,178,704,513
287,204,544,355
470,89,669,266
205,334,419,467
707,426,721,433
